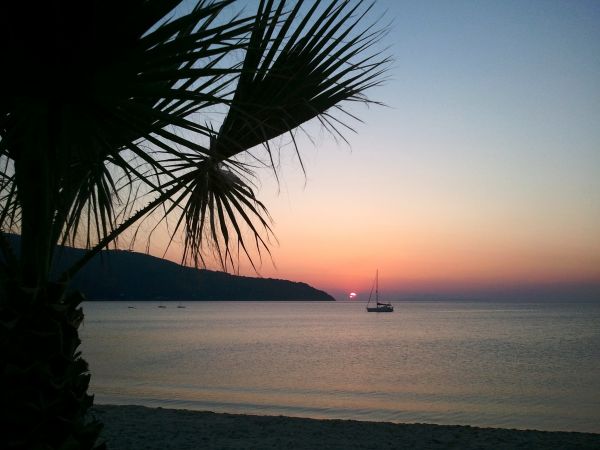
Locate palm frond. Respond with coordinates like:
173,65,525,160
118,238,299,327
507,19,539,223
0,1,257,278
0,0,389,281
170,0,390,270
212,0,390,159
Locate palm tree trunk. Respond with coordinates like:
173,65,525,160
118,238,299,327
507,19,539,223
0,280,105,449
12,100,57,287
1,101,104,449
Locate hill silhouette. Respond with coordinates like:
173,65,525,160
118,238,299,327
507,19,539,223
2,235,334,301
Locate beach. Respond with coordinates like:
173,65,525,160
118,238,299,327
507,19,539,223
94,404,600,449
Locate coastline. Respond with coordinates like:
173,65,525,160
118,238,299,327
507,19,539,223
94,404,600,450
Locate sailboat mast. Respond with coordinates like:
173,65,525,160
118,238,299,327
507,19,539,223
376,269,379,302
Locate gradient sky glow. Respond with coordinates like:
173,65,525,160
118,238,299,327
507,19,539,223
152,1,600,300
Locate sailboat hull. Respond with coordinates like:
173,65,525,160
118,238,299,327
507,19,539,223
366,305,393,312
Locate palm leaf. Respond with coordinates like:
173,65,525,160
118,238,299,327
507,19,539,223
169,0,389,269
0,0,388,280
0,1,258,280
212,0,390,159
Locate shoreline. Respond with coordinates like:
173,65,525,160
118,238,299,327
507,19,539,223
94,404,600,449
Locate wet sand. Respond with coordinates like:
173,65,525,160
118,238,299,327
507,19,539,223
94,404,600,449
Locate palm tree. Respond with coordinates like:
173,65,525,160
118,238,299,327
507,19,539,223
0,0,388,448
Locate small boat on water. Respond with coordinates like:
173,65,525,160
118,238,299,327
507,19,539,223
366,270,393,312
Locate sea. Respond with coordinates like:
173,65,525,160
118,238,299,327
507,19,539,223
79,300,600,433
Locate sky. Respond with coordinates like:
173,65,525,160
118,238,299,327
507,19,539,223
150,1,600,300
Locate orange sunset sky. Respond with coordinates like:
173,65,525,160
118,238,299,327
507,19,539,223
135,1,599,300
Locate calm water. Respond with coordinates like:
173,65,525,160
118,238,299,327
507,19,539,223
80,301,600,433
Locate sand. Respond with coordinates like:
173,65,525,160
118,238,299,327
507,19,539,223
93,404,600,449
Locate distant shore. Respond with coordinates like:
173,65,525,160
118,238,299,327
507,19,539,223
94,404,600,450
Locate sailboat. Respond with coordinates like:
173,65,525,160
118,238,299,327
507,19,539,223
366,270,393,312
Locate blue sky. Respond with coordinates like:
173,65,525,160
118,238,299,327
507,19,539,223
153,1,600,300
